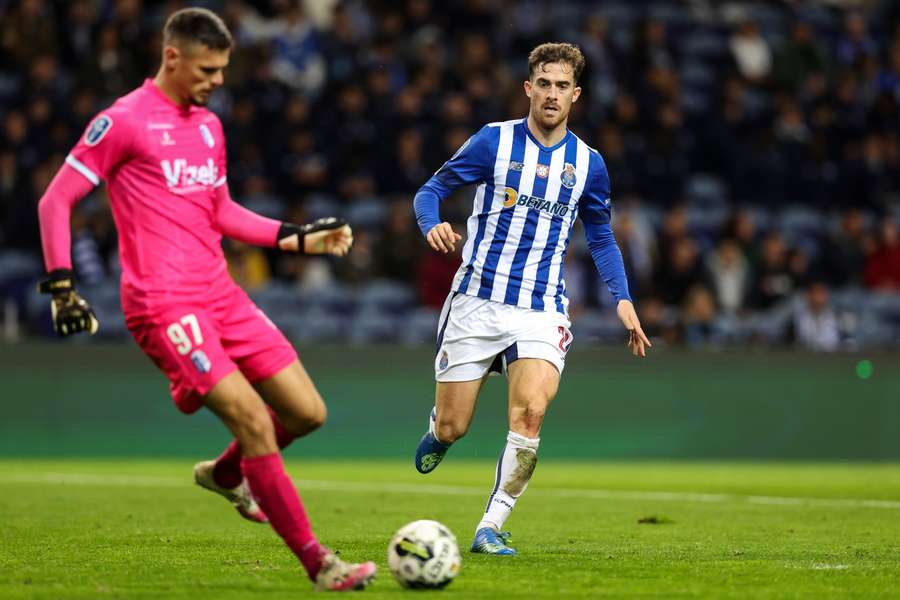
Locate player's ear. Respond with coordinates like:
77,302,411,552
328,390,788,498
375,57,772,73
572,85,582,103
162,45,181,70
524,79,532,99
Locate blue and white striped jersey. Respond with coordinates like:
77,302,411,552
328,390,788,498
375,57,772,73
414,118,629,317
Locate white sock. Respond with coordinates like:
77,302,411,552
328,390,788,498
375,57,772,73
428,406,449,445
477,430,540,533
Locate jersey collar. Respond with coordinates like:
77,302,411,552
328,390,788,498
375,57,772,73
143,79,197,114
521,117,571,152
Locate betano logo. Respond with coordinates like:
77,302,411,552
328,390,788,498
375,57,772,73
160,158,219,189
502,187,570,217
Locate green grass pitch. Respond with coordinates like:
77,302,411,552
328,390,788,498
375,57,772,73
1,460,899,598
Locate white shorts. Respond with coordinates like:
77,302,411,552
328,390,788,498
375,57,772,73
434,292,574,382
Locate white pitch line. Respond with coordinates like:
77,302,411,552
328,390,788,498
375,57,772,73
4,471,900,511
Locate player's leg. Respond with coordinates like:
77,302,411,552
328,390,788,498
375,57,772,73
203,370,376,590
253,359,327,437
417,292,505,473
472,357,560,556
415,377,485,473
209,360,325,491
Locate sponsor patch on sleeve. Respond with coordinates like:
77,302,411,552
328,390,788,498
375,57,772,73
84,114,113,146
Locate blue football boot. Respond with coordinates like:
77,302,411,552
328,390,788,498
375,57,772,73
414,408,449,474
471,527,517,555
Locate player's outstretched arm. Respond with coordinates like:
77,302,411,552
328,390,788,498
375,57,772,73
277,218,354,256
616,299,651,358
37,269,100,337
213,186,352,256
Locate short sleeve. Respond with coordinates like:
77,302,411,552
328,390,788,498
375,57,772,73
66,107,136,185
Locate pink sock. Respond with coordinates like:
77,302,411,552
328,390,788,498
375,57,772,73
242,452,326,580
213,406,297,489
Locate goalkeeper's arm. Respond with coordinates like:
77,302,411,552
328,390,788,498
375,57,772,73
213,186,353,256
36,162,103,336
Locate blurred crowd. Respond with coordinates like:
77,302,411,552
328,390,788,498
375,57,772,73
1,0,900,348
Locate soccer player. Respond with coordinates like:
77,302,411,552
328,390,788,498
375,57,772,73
36,8,375,592
412,43,651,555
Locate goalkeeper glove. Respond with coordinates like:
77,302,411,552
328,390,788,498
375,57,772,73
37,269,100,337
277,217,353,255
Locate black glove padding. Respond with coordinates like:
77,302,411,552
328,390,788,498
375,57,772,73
37,269,100,337
277,217,347,254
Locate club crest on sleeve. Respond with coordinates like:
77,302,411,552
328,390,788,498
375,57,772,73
190,349,212,374
439,350,449,371
535,164,550,179
84,115,113,146
199,124,215,148
561,163,577,189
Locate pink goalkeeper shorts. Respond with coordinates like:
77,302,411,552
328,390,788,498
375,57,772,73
126,286,296,414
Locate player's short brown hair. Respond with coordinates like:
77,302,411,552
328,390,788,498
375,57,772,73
163,8,233,51
528,43,585,84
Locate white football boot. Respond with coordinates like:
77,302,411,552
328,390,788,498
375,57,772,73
193,460,269,524
313,552,377,592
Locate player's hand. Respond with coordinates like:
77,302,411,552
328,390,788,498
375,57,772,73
426,222,462,254
278,217,354,256
38,269,100,337
616,299,651,358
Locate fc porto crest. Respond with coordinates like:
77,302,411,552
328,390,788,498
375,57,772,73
438,350,449,371
84,115,113,146
560,163,577,189
199,123,215,148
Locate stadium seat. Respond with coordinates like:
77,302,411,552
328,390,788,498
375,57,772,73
357,279,416,313
401,307,441,346
348,307,401,345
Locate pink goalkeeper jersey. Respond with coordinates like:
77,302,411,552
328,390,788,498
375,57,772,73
67,79,247,315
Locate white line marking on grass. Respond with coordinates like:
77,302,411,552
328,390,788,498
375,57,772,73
6,472,900,511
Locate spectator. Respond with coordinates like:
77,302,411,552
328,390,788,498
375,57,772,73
680,285,725,348
791,282,841,352
748,232,796,310
705,238,750,313
864,217,900,290
730,19,772,84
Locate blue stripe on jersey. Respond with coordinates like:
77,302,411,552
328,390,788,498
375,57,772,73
554,228,573,313
457,188,490,293
503,147,552,305
477,125,527,298
531,136,579,311
457,134,502,293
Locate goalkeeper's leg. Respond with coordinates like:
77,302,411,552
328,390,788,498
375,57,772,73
209,360,325,490
202,370,375,588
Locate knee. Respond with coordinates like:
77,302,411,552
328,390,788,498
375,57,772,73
279,399,327,437
435,419,468,445
511,400,547,436
235,406,276,446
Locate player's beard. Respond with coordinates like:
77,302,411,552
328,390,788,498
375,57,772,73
534,104,566,130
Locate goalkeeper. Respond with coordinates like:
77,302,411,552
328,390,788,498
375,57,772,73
35,7,375,592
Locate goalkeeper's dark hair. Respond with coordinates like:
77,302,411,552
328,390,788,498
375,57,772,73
528,42,585,84
163,7,233,51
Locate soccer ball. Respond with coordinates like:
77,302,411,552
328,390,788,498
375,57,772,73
387,519,461,589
